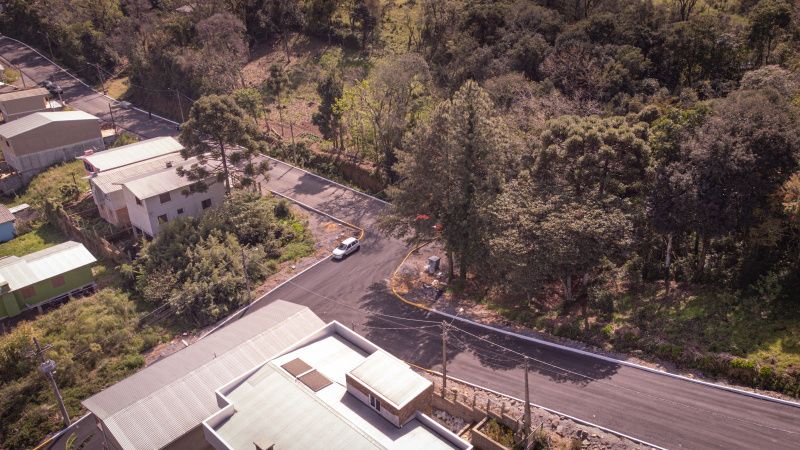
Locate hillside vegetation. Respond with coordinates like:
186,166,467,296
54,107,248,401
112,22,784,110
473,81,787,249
3,0,800,399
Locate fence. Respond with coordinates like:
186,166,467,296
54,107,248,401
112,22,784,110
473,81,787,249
44,200,129,265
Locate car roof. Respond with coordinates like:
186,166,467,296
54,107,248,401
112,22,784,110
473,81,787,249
342,237,358,244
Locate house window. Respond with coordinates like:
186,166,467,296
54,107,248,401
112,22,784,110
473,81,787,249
369,394,381,412
177,208,184,215
157,214,168,224
21,285,36,299
159,192,171,204
201,199,212,209
135,197,142,206
51,275,65,288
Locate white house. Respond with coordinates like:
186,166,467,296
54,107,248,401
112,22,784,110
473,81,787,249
90,153,185,227
121,157,224,237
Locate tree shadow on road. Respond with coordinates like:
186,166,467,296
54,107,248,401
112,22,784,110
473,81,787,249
357,282,619,387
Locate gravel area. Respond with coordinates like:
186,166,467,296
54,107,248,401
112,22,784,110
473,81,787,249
419,370,645,449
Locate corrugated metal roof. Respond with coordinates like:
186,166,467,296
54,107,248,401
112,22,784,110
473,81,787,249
0,241,96,290
91,154,186,194
83,137,183,172
0,87,49,101
215,366,383,450
349,350,432,409
0,204,14,223
82,301,325,450
122,157,221,199
0,110,99,138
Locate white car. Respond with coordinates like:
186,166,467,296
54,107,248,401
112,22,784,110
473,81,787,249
332,237,360,260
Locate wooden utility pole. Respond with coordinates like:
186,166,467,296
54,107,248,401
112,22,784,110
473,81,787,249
441,321,448,397
175,89,185,127
29,338,71,428
108,103,117,134
523,356,531,445
240,247,252,303
93,63,106,94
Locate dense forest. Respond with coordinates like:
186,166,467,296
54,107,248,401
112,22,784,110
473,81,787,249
3,0,800,394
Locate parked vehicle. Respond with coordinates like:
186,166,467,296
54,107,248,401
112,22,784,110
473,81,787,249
47,83,63,95
332,237,360,260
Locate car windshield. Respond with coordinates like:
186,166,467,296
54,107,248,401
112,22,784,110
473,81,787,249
337,243,348,250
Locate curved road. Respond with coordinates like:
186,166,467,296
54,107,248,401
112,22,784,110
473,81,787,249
3,35,799,450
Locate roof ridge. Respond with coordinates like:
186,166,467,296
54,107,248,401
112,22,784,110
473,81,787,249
96,307,313,421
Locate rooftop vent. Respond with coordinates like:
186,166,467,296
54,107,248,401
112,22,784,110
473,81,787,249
166,161,173,168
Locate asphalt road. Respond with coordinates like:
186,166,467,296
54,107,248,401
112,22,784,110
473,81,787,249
3,36,798,450
0,36,178,138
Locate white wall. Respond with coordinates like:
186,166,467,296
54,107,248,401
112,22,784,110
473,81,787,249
123,181,224,237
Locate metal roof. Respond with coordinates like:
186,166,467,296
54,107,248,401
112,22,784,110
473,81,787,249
82,300,325,450
121,157,221,199
0,204,14,223
349,350,433,409
82,137,183,172
0,110,99,138
210,328,461,450
0,241,96,290
91,153,186,194
0,87,49,101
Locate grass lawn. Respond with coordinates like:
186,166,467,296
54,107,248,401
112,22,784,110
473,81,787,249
106,76,130,99
4,160,88,208
0,223,65,257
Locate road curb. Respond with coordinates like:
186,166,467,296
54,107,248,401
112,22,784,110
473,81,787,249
267,189,364,240
390,246,800,410
409,364,667,450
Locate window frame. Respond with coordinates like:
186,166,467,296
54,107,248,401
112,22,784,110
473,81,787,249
51,274,66,288
201,198,212,209
158,192,171,204
157,214,168,224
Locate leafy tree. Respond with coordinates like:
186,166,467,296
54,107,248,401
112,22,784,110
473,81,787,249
335,53,432,181
490,186,633,305
312,73,344,147
748,0,794,66
178,94,269,193
262,64,290,135
233,87,264,126
190,13,249,93
350,0,380,49
304,0,337,42
535,115,651,200
387,81,515,282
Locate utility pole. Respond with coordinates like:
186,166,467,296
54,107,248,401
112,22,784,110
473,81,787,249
441,321,448,397
29,338,71,428
175,89,185,128
241,247,252,303
93,63,106,94
523,356,531,446
108,103,117,135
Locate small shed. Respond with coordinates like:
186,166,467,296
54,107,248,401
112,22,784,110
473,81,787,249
0,241,97,318
0,87,51,122
0,204,14,242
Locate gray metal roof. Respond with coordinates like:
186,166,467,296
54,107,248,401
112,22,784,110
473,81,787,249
349,350,433,409
91,154,186,194
0,204,14,223
0,87,49,101
82,137,183,172
0,110,99,138
122,157,220,199
0,241,96,290
82,300,325,450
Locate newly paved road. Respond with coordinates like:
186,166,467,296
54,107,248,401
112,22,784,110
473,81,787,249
3,36,798,450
